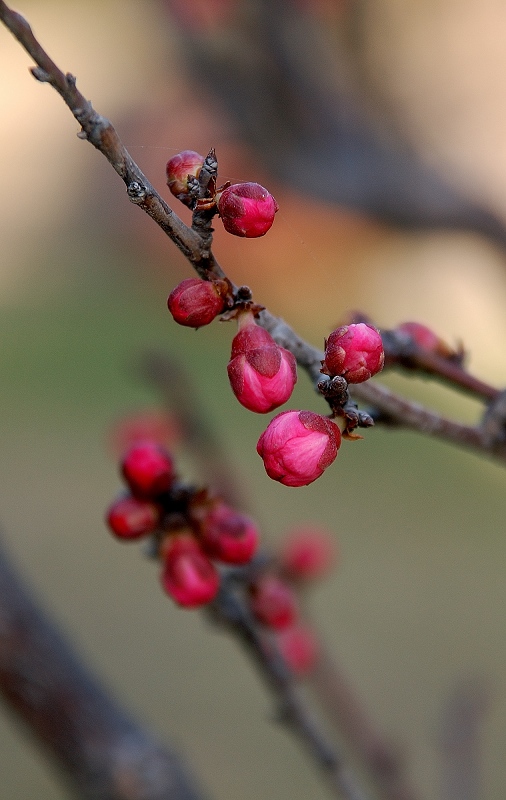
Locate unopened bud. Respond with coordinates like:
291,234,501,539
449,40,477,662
168,277,228,328
121,441,175,498
323,323,384,383
257,410,341,487
166,150,205,205
250,575,298,630
227,313,297,413
106,494,162,539
197,501,259,564
217,182,278,237
161,534,220,608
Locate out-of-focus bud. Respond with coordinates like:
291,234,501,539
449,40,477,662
277,624,320,676
217,182,278,237
106,494,162,540
279,525,337,580
396,321,456,359
160,534,220,608
108,409,180,458
168,277,228,328
166,150,205,205
197,501,259,564
323,323,384,384
121,441,175,498
250,575,298,630
227,313,297,413
257,410,341,487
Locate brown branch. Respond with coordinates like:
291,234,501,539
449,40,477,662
0,538,208,800
209,581,371,800
2,0,505,466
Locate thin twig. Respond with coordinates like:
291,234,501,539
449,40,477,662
1,1,505,466
210,581,371,800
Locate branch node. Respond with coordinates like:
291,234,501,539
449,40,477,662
127,181,147,203
65,72,76,87
30,66,50,83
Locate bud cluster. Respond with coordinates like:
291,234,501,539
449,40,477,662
165,150,388,489
166,149,278,238
106,438,260,608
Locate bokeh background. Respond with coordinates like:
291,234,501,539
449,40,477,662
2,1,506,798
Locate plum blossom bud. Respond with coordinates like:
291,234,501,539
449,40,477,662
323,323,384,384
106,494,162,540
279,525,337,580
257,410,341,487
217,182,279,237
161,534,220,608
396,321,455,359
197,501,259,564
166,150,205,205
250,575,298,630
121,441,175,498
227,314,297,413
277,624,319,676
168,277,228,328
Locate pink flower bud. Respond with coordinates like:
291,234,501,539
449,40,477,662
121,441,175,498
323,323,384,383
161,534,220,608
396,321,455,359
277,624,319,676
257,410,341,487
197,501,259,564
250,575,298,630
166,150,205,205
168,277,228,328
227,315,297,413
106,494,162,540
217,182,279,237
279,525,337,580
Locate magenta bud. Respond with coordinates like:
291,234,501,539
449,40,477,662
257,410,341,487
396,321,455,359
279,525,337,580
106,494,162,540
168,277,228,328
197,501,259,564
160,534,220,608
277,624,319,676
250,575,299,630
323,323,384,383
217,182,279,237
227,315,297,413
166,150,205,204
121,441,175,498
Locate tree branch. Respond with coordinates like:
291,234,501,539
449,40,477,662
1,1,505,466
0,538,208,800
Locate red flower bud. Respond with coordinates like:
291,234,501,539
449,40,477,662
277,624,319,676
106,494,162,540
323,323,384,383
166,150,205,205
250,575,298,630
257,410,341,487
227,314,297,413
197,501,259,564
396,321,455,359
161,534,220,608
168,277,228,328
121,441,175,498
108,409,180,457
279,525,337,580
217,182,278,237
